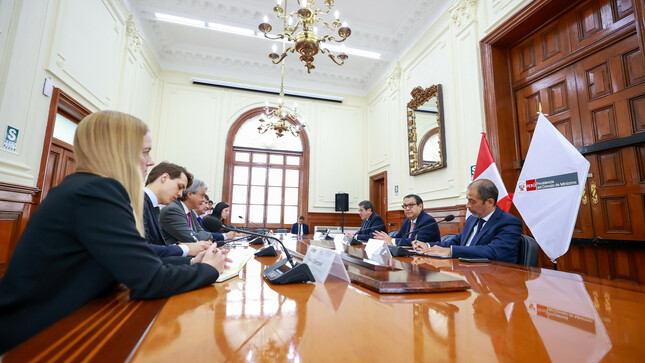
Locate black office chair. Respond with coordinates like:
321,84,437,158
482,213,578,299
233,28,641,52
440,233,458,242
388,230,399,237
255,228,267,234
519,234,539,267
276,228,288,233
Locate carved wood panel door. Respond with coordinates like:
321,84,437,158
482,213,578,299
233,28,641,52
41,140,75,201
515,67,595,239
573,34,645,241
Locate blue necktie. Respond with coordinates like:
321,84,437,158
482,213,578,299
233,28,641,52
471,218,486,244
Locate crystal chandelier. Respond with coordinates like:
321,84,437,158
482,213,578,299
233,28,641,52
258,54,305,138
258,0,351,73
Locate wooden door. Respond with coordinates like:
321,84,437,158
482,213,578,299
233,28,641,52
574,34,645,241
369,172,387,224
41,139,75,200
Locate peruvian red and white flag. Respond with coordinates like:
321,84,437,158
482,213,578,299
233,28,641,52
513,113,590,261
473,133,513,212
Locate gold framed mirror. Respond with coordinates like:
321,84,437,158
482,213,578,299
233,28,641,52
407,84,446,175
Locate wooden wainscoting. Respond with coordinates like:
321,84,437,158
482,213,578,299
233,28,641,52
307,212,363,231
0,182,40,277
541,241,645,285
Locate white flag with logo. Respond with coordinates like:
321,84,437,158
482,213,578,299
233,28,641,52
513,113,590,261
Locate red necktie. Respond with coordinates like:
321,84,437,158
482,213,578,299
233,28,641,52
187,212,193,228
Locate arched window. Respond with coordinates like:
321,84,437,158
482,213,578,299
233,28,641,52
222,108,309,229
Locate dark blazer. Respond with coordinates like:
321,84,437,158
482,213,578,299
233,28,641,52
392,211,440,246
0,173,219,354
355,213,387,240
290,222,310,234
435,207,522,264
143,193,183,257
160,199,212,243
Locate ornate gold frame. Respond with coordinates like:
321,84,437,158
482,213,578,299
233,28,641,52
407,84,446,175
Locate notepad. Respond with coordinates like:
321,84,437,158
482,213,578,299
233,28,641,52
215,248,255,283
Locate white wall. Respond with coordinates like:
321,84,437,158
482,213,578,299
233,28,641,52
0,0,160,187
366,0,532,211
150,71,366,213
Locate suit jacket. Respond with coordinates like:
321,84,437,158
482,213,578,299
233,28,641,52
392,211,440,246
160,199,213,243
0,173,219,354
143,193,183,257
290,222,310,234
435,207,522,264
355,213,387,240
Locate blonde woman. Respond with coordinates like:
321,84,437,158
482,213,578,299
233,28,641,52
0,110,229,353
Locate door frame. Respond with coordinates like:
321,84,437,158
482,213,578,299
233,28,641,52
369,171,388,225
37,88,90,201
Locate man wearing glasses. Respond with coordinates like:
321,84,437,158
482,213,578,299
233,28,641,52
373,194,440,246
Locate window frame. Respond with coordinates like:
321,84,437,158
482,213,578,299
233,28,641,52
222,108,309,229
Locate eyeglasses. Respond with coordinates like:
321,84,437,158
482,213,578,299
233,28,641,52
402,203,417,210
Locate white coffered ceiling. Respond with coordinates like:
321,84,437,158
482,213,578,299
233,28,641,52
126,0,451,96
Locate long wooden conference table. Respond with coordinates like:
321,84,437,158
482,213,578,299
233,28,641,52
4,235,645,362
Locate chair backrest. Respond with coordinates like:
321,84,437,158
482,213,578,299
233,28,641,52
276,228,288,233
440,233,458,242
388,230,399,237
519,234,539,267
255,228,267,234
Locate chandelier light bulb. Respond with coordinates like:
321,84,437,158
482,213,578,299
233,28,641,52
313,26,318,34
263,15,268,23
288,16,293,26
272,44,277,53
276,0,282,5
343,21,348,27
334,10,339,19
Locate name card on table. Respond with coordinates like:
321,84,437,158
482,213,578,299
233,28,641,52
365,239,393,266
302,245,350,283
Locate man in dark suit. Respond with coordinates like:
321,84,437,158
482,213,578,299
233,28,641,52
373,194,440,246
144,162,210,257
415,179,522,263
345,200,387,241
160,178,214,243
290,216,310,235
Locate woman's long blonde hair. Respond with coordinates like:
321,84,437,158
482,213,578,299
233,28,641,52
74,110,147,236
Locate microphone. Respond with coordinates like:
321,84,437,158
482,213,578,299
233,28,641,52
350,222,395,246
401,214,454,239
238,216,266,231
388,214,455,257
238,215,267,245
222,225,315,284
203,216,223,233
203,217,230,247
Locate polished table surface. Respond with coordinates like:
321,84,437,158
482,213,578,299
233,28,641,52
5,235,645,362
